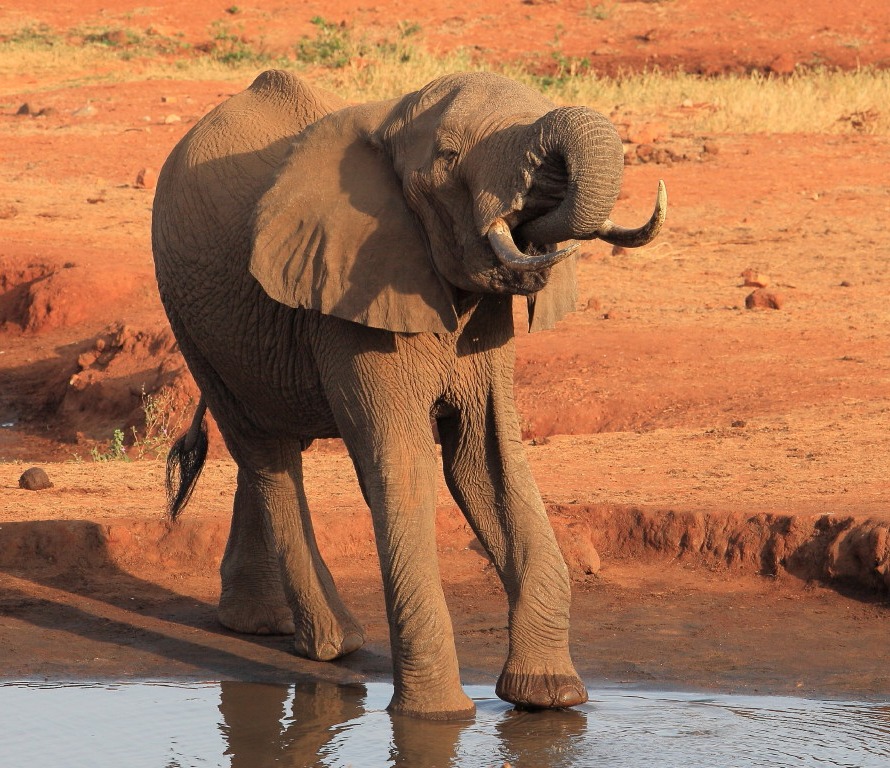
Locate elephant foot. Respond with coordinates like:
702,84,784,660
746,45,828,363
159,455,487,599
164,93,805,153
387,687,476,721
496,659,588,710
218,594,295,636
293,617,365,662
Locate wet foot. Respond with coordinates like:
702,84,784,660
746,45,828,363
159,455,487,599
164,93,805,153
496,665,588,709
387,687,476,720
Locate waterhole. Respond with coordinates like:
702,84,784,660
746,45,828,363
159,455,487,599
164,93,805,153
1,681,888,767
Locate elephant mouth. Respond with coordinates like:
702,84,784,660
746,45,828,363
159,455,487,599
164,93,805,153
487,218,579,273
484,224,562,295
489,261,551,295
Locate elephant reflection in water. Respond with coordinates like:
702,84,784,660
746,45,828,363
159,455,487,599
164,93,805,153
219,681,357,767
218,680,587,767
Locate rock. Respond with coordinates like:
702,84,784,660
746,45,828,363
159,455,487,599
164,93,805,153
553,521,601,577
163,114,182,124
135,167,157,189
627,122,669,144
19,467,53,491
634,143,677,165
745,288,784,310
72,104,98,118
15,103,33,116
740,268,769,288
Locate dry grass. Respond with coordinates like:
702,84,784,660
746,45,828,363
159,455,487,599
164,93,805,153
314,62,890,136
1,22,888,136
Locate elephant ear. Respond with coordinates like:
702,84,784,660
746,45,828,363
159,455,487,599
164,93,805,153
250,104,458,334
526,253,578,332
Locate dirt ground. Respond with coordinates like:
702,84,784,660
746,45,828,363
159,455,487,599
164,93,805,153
1,1,889,700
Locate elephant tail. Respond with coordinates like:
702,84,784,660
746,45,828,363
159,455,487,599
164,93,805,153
166,396,209,522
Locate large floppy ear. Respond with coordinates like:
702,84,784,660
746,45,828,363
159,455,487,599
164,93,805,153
526,252,578,332
250,103,458,334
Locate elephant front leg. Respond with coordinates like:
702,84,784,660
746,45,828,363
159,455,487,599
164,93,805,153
351,444,476,719
438,400,588,710
317,321,474,718
323,404,472,717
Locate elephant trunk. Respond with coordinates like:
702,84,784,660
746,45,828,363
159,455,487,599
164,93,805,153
515,106,666,249
519,106,624,245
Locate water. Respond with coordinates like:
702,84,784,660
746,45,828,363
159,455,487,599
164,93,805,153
1,680,888,767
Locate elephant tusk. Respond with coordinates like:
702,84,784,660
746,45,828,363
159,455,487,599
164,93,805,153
595,179,667,248
487,219,579,273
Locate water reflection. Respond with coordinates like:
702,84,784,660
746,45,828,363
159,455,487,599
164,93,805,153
219,681,366,767
217,681,589,767
2,680,890,767
214,681,890,768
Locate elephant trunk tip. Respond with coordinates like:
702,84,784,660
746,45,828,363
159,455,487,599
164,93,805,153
165,398,209,522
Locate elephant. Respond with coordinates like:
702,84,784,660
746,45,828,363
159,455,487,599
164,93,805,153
151,69,665,720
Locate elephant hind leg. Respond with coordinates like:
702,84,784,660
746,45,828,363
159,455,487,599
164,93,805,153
217,465,295,637
220,436,364,661
162,316,362,660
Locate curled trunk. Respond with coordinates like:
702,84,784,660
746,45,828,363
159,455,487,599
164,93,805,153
518,106,625,246
512,106,666,251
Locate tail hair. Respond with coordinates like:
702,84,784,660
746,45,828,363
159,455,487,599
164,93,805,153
166,397,209,522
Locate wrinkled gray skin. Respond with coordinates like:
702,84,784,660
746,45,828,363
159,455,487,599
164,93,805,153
152,70,665,719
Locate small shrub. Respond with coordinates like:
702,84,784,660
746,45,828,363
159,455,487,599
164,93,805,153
91,428,128,462
295,17,354,68
81,28,142,48
131,386,192,460
584,3,617,21
1,24,59,47
88,387,191,462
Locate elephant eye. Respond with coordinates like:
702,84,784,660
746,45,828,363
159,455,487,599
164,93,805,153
438,148,459,171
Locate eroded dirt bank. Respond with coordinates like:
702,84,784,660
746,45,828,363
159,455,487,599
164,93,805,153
4,496,890,594
2,454,888,697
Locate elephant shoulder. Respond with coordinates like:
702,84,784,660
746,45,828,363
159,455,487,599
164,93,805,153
247,70,347,126
166,71,346,176
155,71,350,236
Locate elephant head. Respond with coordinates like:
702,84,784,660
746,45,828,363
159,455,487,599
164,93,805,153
249,72,665,334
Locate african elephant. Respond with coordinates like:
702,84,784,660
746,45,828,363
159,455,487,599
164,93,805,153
152,69,665,719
